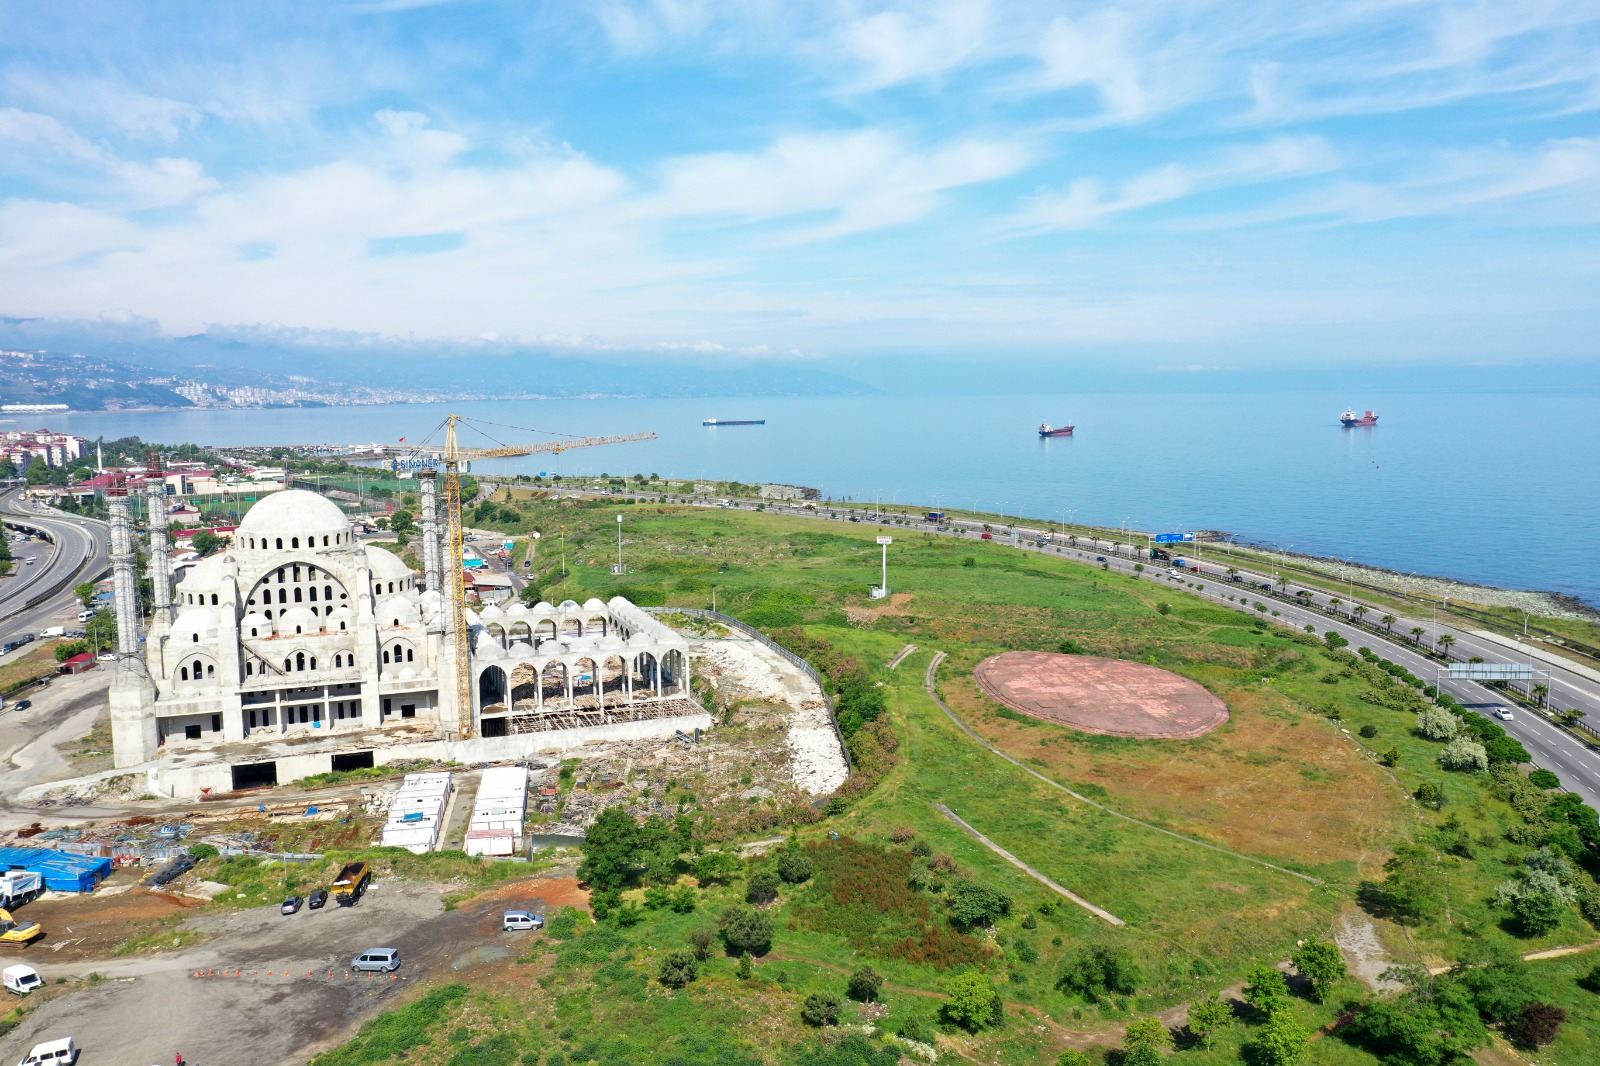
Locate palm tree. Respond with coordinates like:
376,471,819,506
1533,683,1549,708
1277,573,1288,590
1227,567,1239,580
1329,597,1343,615
1437,634,1456,658
1296,590,1313,607
1410,626,1426,644
1353,605,1368,624
1382,613,1396,633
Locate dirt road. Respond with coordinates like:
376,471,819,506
0,874,583,1066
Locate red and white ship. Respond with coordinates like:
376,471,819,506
1339,408,1379,427
1038,422,1074,438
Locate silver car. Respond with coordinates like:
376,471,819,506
351,948,401,973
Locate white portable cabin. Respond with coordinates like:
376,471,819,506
379,825,437,854
464,829,516,857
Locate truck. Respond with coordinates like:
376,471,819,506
0,870,43,909
0,907,42,945
331,860,372,907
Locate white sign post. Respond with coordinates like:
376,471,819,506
873,536,893,598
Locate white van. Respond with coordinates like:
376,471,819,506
40,627,66,639
3,963,42,995
502,910,543,931
75,610,96,623
16,1038,75,1065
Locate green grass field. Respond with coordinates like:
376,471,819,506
308,498,1600,1064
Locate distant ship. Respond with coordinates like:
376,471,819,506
1340,408,1379,427
1038,422,1074,438
702,418,765,426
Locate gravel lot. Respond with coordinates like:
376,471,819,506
0,875,580,1066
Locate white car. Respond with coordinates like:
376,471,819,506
1493,707,1514,721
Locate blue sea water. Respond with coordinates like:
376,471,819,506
50,387,1600,607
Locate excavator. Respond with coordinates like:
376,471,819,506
0,907,42,946
387,415,655,739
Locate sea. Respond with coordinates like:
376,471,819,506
43,388,1600,608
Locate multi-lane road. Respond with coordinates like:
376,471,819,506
0,487,110,652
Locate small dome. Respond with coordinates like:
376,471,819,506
559,599,580,611
480,603,505,621
177,554,229,593
241,611,272,637
236,489,350,545
366,546,413,581
376,596,422,627
171,607,219,641
277,606,319,635
583,597,607,612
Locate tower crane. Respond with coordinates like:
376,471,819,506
390,414,655,737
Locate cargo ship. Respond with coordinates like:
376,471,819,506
702,418,765,426
1339,408,1379,427
1038,422,1074,438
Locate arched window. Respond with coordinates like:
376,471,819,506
246,661,254,675
278,589,286,604
276,568,285,584
211,594,218,605
283,658,291,672
192,634,199,643
322,535,329,546
293,588,302,603
309,587,317,601
309,656,317,670
292,537,299,548
382,648,390,664
294,624,303,635
275,537,283,550
295,652,306,671
325,585,333,600
264,609,273,619
406,647,415,662
179,665,189,680
206,663,214,678
339,620,347,631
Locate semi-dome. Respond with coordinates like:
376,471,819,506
366,545,412,581
235,489,351,548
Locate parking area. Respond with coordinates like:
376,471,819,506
0,873,584,1066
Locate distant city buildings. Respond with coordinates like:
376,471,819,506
1,428,87,468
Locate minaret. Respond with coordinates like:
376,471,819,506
419,469,443,595
107,477,159,767
144,452,174,630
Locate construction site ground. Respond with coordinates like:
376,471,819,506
0,870,588,1066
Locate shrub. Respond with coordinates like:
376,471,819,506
801,992,842,1027
1416,708,1460,742
719,905,774,956
1507,1003,1566,1048
1243,1011,1310,1066
187,843,219,860
941,972,1002,1031
946,879,1012,930
897,1016,931,1043
1244,964,1291,1016
746,870,781,905
694,850,741,886
544,908,582,940
1054,1053,1091,1066
1381,747,1401,767
687,926,716,960
1186,994,1233,1048
847,965,884,1003
777,849,815,884
889,825,916,843
1359,724,1379,739
1440,738,1489,772
643,885,673,910
1123,1016,1172,1052
1413,782,1444,810
669,885,698,913
657,951,699,988
736,952,753,980
1529,768,1561,790
1290,939,1347,1001
1056,945,1141,1002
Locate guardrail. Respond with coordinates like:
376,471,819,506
643,607,853,780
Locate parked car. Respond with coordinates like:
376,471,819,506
11,700,29,712
15,1038,75,1065
503,910,543,931
1493,707,1514,721
281,896,303,915
308,888,329,909
351,948,401,973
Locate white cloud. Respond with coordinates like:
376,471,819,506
0,107,105,162
841,0,990,89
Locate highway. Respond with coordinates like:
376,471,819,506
0,487,110,653
573,486,1600,811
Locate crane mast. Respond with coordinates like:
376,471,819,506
432,414,655,738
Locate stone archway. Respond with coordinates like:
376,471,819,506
478,665,509,712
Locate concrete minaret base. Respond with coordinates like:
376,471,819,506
109,658,158,767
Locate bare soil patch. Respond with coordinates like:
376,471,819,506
975,651,1229,739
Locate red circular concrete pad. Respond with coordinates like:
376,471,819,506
974,652,1228,739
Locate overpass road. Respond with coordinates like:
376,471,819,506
0,487,110,652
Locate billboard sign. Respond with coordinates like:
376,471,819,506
1446,662,1535,681
1154,532,1194,543
876,536,893,545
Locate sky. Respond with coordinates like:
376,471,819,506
1,0,1598,371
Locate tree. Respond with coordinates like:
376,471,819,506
746,869,780,905
777,848,814,884
1532,683,1549,708
192,530,225,556
669,884,698,913
74,581,97,608
1056,945,1142,1002
577,807,638,891
1416,707,1459,741
1495,869,1573,936
1244,1011,1310,1066
946,879,1012,930
736,952,753,980
519,583,542,607
1186,995,1233,1049
1243,965,1291,1017
1353,605,1368,623
389,509,416,536
1055,1052,1091,1066
1411,626,1426,644
687,926,716,960
694,850,741,886
658,951,699,988
1437,634,1456,658
1382,613,1397,633
1290,940,1346,1002
801,993,841,1027
941,972,1002,1032
718,906,774,956
1122,1016,1172,1053
1381,746,1402,767
847,965,883,1003
1508,1003,1566,1049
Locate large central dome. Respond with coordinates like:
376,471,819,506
235,488,352,548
